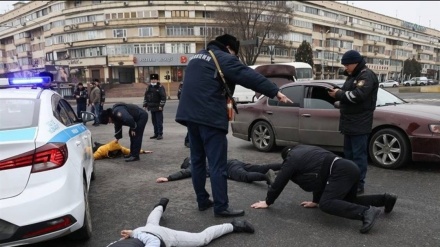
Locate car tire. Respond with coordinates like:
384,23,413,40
251,121,276,152
392,84,397,87
69,179,92,240
369,128,411,169
379,84,384,88
419,82,425,86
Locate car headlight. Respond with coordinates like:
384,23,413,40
429,124,440,134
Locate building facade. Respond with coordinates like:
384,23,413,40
0,0,439,86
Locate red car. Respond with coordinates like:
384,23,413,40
231,80,440,169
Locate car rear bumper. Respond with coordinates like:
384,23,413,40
410,136,440,163
0,169,85,246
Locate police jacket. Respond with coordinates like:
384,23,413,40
99,86,106,104
334,60,379,135
74,87,88,104
175,41,279,132
112,103,148,139
265,145,338,205
143,83,166,112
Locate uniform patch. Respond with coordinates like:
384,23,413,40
356,80,365,87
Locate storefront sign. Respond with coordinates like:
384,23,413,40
56,56,107,67
133,54,195,66
402,21,426,32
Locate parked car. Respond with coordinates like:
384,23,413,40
427,79,439,85
379,80,399,88
231,79,440,169
0,78,95,246
403,77,428,86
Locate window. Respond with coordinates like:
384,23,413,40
304,86,335,109
269,86,303,107
113,29,127,38
0,99,36,130
139,27,153,37
171,43,191,53
166,26,194,36
171,10,189,17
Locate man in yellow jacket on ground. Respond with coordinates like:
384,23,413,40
93,140,153,160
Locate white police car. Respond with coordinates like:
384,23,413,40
0,77,95,246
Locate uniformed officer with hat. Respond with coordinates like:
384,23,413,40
143,73,166,140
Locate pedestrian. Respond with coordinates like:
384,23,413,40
89,81,101,126
143,74,166,140
175,33,292,217
94,78,106,112
106,198,254,247
251,144,397,234
178,81,190,148
327,50,379,194
73,82,88,120
93,140,152,160
156,157,279,186
100,103,149,162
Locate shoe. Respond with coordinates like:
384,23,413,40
154,198,169,212
125,156,140,162
198,199,214,211
357,187,365,194
384,193,398,213
231,219,255,233
265,169,276,186
150,135,158,139
184,142,190,148
214,207,245,217
360,206,381,234
123,154,132,159
157,135,163,140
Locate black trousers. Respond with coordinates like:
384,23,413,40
77,102,87,119
228,160,282,183
151,111,163,136
318,159,387,221
129,111,148,157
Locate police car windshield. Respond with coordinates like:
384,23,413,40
0,99,36,130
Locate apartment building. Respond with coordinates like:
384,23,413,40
0,0,439,85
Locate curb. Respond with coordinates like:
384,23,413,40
398,85,440,93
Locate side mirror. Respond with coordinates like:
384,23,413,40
334,101,340,109
81,111,96,123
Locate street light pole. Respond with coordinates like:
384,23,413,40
204,4,207,49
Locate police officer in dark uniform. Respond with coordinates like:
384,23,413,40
101,103,148,162
143,74,166,140
328,50,379,194
251,145,397,234
73,82,88,120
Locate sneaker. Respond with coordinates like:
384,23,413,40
384,193,398,213
265,169,276,186
360,206,381,234
231,219,255,233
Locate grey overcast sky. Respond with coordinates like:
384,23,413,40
1,1,440,31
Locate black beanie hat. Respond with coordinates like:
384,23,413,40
341,50,364,65
215,34,240,54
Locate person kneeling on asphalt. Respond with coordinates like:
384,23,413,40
156,157,280,186
101,103,149,162
251,144,398,234
106,198,254,247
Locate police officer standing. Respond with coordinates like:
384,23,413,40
101,103,149,162
73,82,88,120
143,74,166,140
328,50,379,194
89,81,101,126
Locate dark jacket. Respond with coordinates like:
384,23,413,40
112,103,148,139
143,83,166,112
265,145,338,205
98,86,106,104
175,41,279,132
74,87,88,104
335,60,379,135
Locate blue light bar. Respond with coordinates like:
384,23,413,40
8,77,52,86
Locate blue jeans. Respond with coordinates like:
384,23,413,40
343,134,369,189
187,122,229,213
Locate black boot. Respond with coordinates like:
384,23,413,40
231,219,255,233
150,135,158,139
125,156,139,162
384,193,398,213
360,206,381,234
154,198,169,212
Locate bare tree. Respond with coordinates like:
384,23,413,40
214,1,293,65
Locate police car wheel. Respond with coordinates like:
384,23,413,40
369,128,410,169
69,179,92,240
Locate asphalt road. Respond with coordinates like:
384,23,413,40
28,95,440,247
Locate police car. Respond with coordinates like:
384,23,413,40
0,77,95,246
